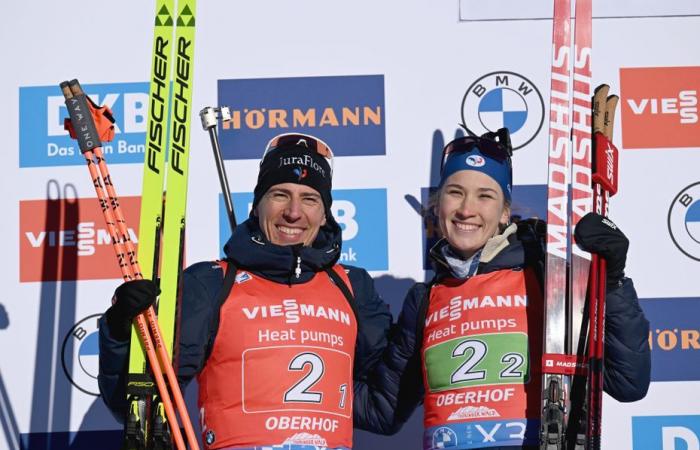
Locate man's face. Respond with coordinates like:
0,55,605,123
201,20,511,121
256,183,327,246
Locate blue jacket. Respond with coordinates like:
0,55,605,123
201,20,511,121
353,220,651,441
98,217,393,421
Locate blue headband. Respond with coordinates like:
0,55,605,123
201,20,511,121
439,147,512,202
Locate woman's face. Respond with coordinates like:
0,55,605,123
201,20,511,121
436,170,510,259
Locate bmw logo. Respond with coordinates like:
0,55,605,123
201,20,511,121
668,182,700,261
432,426,458,448
205,430,216,445
461,71,544,151
61,314,102,396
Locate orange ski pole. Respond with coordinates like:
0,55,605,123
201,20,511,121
60,79,198,450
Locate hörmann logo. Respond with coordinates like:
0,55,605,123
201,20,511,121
461,71,545,150
640,297,700,382
217,75,386,159
620,66,700,149
19,82,150,167
20,196,141,282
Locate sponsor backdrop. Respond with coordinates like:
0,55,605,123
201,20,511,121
1,0,699,449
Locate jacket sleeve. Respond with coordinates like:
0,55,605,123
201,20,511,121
344,266,393,377
97,261,225,422
602,277,651,402
176,262,226,384
97,313,131,422
353,281,426,435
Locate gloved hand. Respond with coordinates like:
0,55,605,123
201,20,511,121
574,212,629,289
105,279,158,341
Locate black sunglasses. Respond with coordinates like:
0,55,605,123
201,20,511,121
262,133,334,175
441,127,513,173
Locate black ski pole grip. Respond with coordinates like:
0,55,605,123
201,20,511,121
60,78,102,153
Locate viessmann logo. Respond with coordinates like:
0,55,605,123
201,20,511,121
217,75,386,159
620,66,699,149
19,82,149,168
19,196,141,282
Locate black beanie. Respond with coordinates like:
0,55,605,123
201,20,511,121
251,140,333,216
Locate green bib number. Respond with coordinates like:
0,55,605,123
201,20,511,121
425,332,530,392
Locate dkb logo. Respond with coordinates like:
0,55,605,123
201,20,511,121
633,415,700,450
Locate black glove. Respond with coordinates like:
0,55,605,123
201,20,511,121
574,212,628,289
105,279,158,341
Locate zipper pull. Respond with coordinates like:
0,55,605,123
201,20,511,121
295,256,302,279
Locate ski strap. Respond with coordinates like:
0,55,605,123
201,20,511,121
204,260,238,362
324,267,357,317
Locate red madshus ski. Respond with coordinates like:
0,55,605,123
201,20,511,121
541,0,573,447
566,0,593,446
541,0,593,447
569,0,593,368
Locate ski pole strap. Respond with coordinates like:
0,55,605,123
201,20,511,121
592,132,619,195
204,260,238,362
324,267,356,312
60,79,115,153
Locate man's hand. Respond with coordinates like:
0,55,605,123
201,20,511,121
105,279,158,341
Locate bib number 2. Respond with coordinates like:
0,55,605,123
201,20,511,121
284,352,324,403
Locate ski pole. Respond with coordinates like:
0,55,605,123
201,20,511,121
61,79,199,450
588,86,620,449
586,84,608,449
200,106,236,233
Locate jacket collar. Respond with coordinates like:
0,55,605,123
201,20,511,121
223,217,342,284
429,223,525,279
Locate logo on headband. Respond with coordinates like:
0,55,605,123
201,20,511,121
466,155,486,167
278,154,326,178
293,167,308,180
